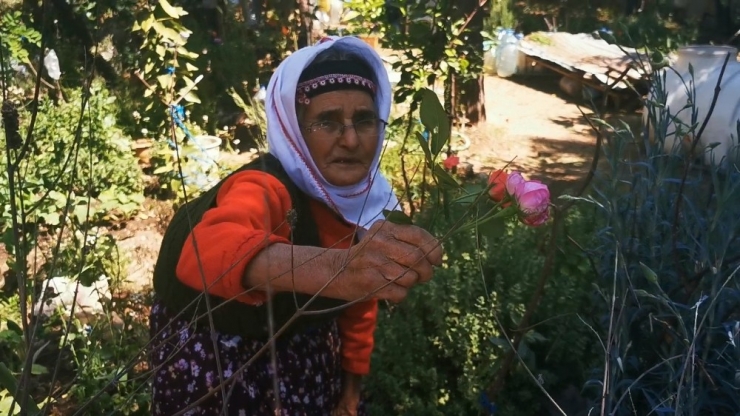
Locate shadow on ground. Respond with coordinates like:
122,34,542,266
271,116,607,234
527,136,599,198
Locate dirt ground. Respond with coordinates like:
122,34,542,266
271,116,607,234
459,74,602,196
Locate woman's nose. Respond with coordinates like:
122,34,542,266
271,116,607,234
338,122,360,149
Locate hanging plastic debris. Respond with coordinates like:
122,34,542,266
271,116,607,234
43,49,61,81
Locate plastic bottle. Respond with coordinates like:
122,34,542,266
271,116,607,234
495,30,520,78
43,49,61,81
483,40,497,75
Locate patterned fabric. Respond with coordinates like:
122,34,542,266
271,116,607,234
296,73,377,105
148,300,367,415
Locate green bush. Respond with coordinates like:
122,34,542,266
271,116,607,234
0,79,144,232
366,197,602,415
577,79,740,414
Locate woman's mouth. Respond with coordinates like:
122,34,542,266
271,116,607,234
332,158,361,165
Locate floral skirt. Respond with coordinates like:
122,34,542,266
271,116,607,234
148,300,363,415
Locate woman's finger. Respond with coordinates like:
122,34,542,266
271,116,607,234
384,223,444,266
380,263,419,289
380,239,435,283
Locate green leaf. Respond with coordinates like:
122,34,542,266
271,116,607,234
433,165,460,190
452,185,484,205
176,47,199,60
158,0,188,18
157,74,173,89
151,21,181,43
5,321,22,335
130,193,146,204
383,210,413,225
30,365,47,376
48,190,66,203
479,215,507,242
144,61,155,74
415,132,433,164
155,44,166,57
489,336,510,349
639,262,659,285
454,205,516,235
43,212,60,226
73,204,90,222
153,165,173,174
342,10,360,22
140,15,155,33
419,89,450,157
181,91,201,104
0,363,40,415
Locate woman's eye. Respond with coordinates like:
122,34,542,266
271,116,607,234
310,121,338,133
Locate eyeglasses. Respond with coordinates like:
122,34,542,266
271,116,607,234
303,118,388,138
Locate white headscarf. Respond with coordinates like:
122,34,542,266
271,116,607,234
265,36,399,230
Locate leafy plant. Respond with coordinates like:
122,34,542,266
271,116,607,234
574,63,740,415
0,78,144,237
366,204,600,415
0,10,42,69
131,0,202,136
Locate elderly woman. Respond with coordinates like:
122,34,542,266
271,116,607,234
149,36,443,415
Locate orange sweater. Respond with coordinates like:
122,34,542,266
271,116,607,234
175,169,378,375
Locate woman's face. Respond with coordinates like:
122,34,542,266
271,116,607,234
300,89,381,187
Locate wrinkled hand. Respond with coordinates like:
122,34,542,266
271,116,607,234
331,400,359,416
332,220,444,303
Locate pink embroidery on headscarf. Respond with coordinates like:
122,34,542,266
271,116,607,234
319,37,333,44
296,74,376,105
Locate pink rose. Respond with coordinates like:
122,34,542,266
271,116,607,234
505,171,551,226
521,209,550,226
505,171,526,197
514,180,550,216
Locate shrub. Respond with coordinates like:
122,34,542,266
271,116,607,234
365,194,602,415
0,78,144,233
578,75,740,414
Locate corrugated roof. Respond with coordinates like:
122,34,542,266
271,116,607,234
518,32,651,89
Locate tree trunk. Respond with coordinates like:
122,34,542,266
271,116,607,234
455,0,488,125
296,0,313,48
458,75,486,125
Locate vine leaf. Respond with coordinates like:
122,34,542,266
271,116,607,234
0,363,41,415
159,0,188,19
419,88,450,158
433,165,460,190
415,132,433,165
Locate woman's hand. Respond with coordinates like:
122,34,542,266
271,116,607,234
331,220,444,303
331,400,359,416
332,372,362,416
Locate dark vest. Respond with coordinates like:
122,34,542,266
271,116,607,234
152,153,347,339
